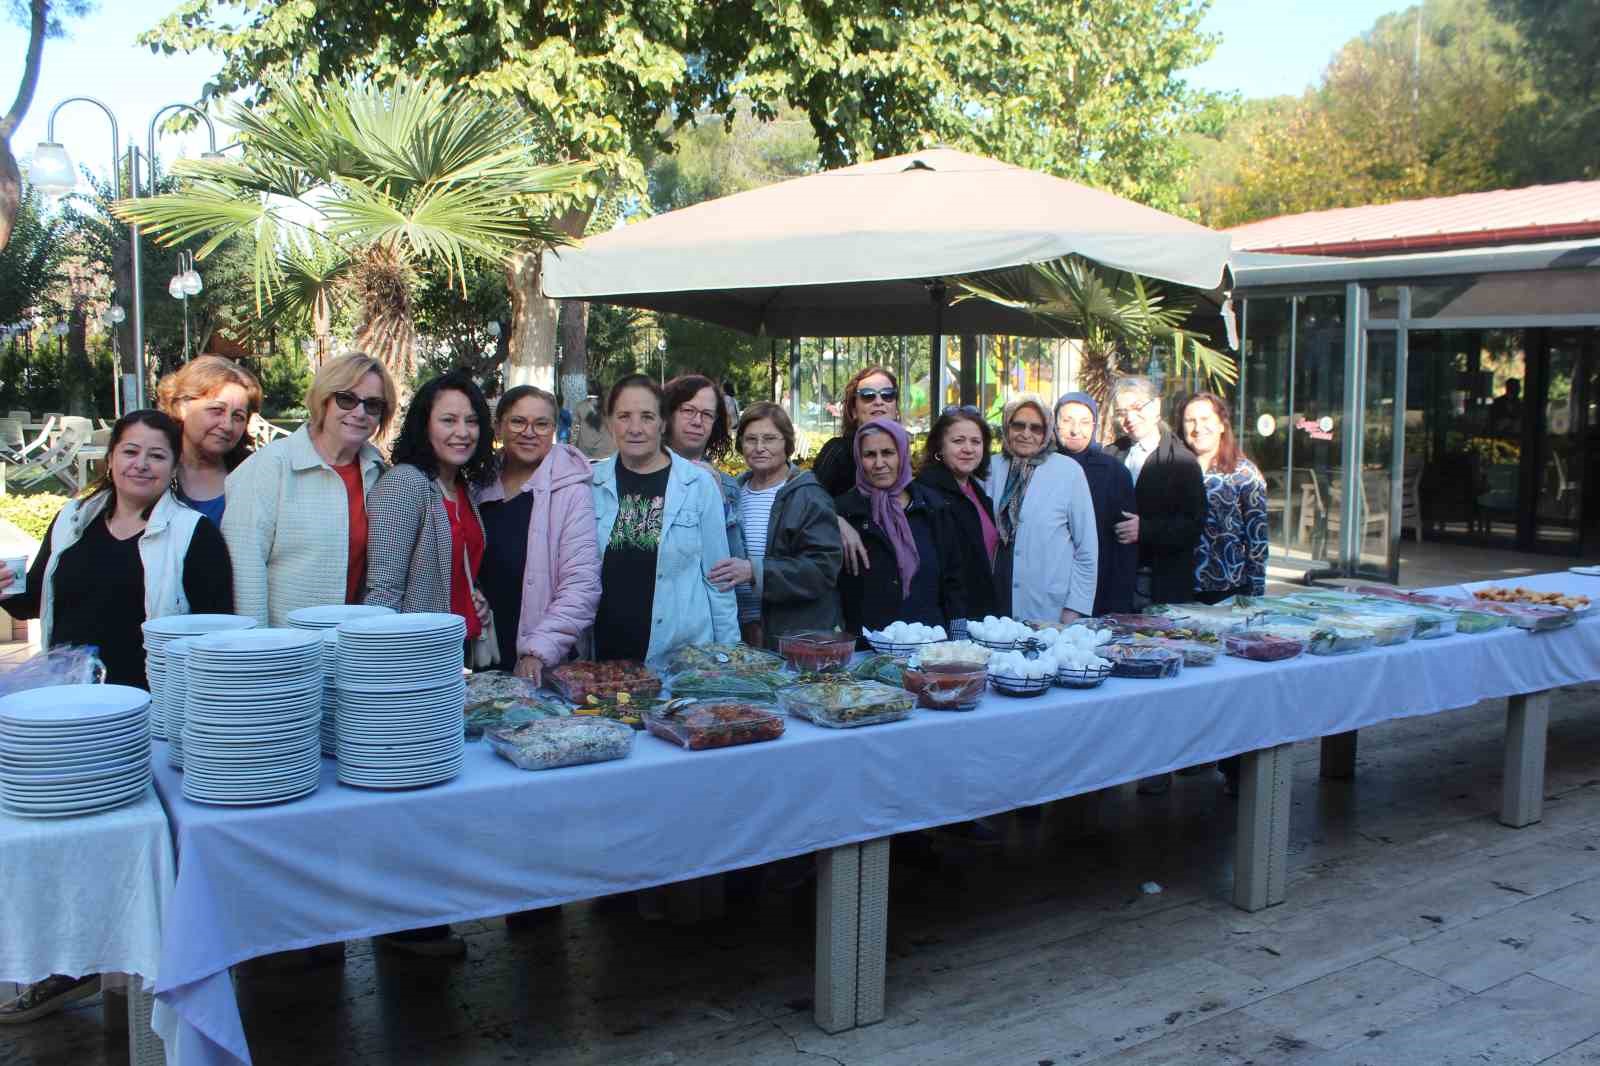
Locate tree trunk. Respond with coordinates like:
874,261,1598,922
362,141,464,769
505,204,593,393
557,299,589,413
0,0,49,253
65,302,90,415
351,246,417,453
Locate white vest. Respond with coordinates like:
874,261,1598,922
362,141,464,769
39,490,204,648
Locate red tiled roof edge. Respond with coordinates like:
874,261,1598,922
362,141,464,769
1242,220,1600,257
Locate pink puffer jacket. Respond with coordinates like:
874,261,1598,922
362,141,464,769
476,443,600,667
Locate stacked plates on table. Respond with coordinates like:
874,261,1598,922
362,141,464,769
286,604,396,632
143,614,257,739
317,632,339,757
335,613,465,790
181,628,324,807
0,685,152,818
162,636,201,769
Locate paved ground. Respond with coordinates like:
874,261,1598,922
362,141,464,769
5,680,1598,1066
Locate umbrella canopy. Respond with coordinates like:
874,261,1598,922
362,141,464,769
541,147,1234,339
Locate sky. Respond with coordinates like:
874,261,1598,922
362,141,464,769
2,1,1411,193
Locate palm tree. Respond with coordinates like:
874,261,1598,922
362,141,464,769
113,75,590,397
956,257,1237,438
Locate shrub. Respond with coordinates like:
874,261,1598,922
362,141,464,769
0,491,69,542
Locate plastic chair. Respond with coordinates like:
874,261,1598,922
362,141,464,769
8,419,91,493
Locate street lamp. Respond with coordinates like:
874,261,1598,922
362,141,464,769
170,251,203,360
99,305,128,413
657,337,667,383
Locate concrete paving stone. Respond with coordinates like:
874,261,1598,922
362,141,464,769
1239,957,1470,1050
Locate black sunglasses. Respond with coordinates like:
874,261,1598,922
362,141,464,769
332,390,388,419
856,387,898,403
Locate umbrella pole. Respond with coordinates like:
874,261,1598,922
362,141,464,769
928,280,947,420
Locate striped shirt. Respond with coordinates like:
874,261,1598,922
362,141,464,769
737,480,782,622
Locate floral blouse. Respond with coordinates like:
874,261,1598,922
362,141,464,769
1194,458,1269,595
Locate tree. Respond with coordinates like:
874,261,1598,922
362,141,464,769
139,0,1221,391
1,0,91,251
112,76,589,415
0,180,58,328
1489,0,1600,182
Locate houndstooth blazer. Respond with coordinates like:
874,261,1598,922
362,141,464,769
363,463,483,615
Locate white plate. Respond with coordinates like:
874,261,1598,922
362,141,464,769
337,612,465,638
4,775,151,803
142,614,257,640
0,685,151,727
288,604,396,628
2,792,146,818
188,627,324,656
2,758,149,785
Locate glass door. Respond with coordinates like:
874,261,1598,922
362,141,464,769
1357,329,1402,580
1240,296,1294,553
1535,329,1597,553
1289,294,1347,565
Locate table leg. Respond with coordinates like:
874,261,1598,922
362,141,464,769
1233,742,1293,912
1500,691,1550,828
855,837,890,1027
814,842,862,1034
1320,730,1358,779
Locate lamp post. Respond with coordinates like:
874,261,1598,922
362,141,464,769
657,337,667,384
33,100,224,410
169,250,204,361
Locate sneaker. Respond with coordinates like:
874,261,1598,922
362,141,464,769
375,927,466,958
0,974,101,1024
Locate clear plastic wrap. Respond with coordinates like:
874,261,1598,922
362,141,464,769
901,663,987,710
465,696,569,738
777,630,857,673
645,700,786,749
545,660,663,704
849,653,905,686
1452,609,1510,634
0,645,106,698
486,717,634,770
1223,632,1306,661
1350,601,1455,640
1136,637,1219,667
1318,609,1417,646
778,679,914,727
663,643,786,674
570,692,663,729
667,667,790,701
1101,644,1184,679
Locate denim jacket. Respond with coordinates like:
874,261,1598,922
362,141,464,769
591,450,740,663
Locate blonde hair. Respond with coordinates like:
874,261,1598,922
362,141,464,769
305,352,398,437
155,355,264,469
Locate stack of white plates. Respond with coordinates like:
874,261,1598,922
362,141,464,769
181,628,324,806
143,614,257,739
162,635,201,769
0,685,152,818
287,605,396,758
317,631,339,757
336,613,465,790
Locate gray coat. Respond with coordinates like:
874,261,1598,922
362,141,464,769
364,463,484,616
735,466,843,646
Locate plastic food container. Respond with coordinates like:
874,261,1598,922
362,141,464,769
1305,625,1378,655
902,662,987,710
988,672,1054,697
1099,613,1178,631
1223,632,1305,662
486,717,633,770
778,630,857,673
570,693,662,729
465,696,569,739
663,643,785,674
666,668,789,701
1452,609,1509,634
1102,644,1183,679
850,653,905,686
1141,638,1218,667
546,660,663,704
1352,602,1455,640
1056,662,1112,688
645,700,785,749
1322,609,1418,645
778,679,914,727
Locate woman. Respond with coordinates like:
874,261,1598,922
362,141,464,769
0,410,234,690
222,353,395,626
707,402,842,648
474,386,600,684
812,365,901,576
592,374,738,663
1183,392,1269,603
835,418,966,637
663,373,747,603
1054,391,1138,615
985,395,1098,623
913,406,1000,620
365,372,493,639
156,355,264,524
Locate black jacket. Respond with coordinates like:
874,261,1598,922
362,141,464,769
735,467,844,646
811,433,857,498
834,482,967,636
1058,444,1139,615
1104,427,1206,606
913,462,999,620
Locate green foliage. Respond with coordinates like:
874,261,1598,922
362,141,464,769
1488,0,1600,182
0,184,59,328
0,491,69,542
245,346,312,418
412,255,510,386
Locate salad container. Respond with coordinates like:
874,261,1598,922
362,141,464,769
1101,644,1184,679
663,643,786,674
778,679,915,728
645,700,785,749
1223,632,1306,662
778,630,857,673
486,717,633,771
902,663,987,710
546,660,663,704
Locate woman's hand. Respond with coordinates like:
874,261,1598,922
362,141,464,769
472,589,492,629
513,655,543,684
708,557,754,591
0,560,18,593
838,516,870,575
1114,510,1140,545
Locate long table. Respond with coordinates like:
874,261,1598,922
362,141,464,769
2,786,178,1065
150,571,1600,1066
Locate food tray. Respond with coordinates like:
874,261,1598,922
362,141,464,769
645,700,785,749
1472,585,1591,613
465,696,569,739
1451,609,1509,634
849,653,905,686
1459,601,1574,631
546,660,663,704
570,692,663,729
1354,601,1456,639
1223,632,1305,662
988,673,1054,697
485,717,633,770
902,663,987,710
465,671,544,712
1056,663,1113,688
1101,644,1183,679
778,679,914,728
663,643,786,674
778,630,856,673
1320,609,1417,645
666,667,789,700
1098,613,1178,631
1141,638,1218,667
1306,625,1378,655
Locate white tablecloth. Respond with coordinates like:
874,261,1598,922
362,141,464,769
1,784,179,1064
153,572,1600,1066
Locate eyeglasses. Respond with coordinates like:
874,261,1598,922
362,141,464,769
743,433,786,450
1114,397,1157,420
1007,419,1046,436
505,416,556,437
856,387,898,403
678,405,718,425
332,390,388,419
942,404,982,417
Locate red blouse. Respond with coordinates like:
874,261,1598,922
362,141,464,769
442,485,485,640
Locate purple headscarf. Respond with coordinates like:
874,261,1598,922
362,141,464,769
853,418,920,597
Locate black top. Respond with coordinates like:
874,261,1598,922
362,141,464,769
1058,445,1139,615
1104,428,1207,606
834,482,967,637
595,462,670,661
478,489,535,668
912,462,999,620
811,433,857,498
3,507,235,689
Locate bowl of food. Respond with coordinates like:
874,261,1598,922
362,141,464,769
902,662,987,710
862,621,947,657
778,630,857,673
